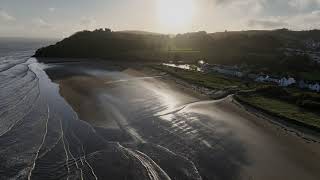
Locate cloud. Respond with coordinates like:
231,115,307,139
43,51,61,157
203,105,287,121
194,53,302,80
205,0,320,31
1,0,320,38
48,8,55,12
32,18,52,28
288,10,320,29
288,0,320,9
214,0,266,7
80,17,97,27
212,0,320,15
248,9,320,30
214,0,266,13
204,0,266,22
0,10,16,22
248,19,288,29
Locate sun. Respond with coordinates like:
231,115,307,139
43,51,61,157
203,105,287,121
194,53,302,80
156,0,195,33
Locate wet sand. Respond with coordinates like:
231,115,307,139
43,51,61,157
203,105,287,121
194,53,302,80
2,59,203,180
57,76,120,129
45,62,320,180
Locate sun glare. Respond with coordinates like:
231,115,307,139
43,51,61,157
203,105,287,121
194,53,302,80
156,0,195,33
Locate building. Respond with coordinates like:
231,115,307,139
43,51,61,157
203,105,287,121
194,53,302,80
267,76,280,83
279,77,296,87
299,80,320,92
255,75,268,83
255,75,280,84
309,83,320,92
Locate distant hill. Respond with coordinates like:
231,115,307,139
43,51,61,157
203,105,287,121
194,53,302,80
34,28,320,74
116,30,163,35
34,28,170,61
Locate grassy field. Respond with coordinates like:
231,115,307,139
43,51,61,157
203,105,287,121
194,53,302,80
153,65,320,130
299,71,320,81
153,65,250,90
237,95,320,129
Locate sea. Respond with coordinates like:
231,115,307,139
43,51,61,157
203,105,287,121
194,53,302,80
0,38,174,180
0,38,111,179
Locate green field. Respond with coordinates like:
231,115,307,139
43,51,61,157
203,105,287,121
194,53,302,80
153,65,249,90
299,71,320,81
154,65,320,130
237,95,320,129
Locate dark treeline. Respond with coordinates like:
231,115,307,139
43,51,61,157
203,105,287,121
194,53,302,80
35,28,320,74
35,28,170,59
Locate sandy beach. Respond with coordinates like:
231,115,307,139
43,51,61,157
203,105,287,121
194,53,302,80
44,62,320,180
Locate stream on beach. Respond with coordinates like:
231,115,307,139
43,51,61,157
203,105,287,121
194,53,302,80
1,39,320,180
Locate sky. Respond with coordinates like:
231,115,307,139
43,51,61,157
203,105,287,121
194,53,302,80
1,0,320,38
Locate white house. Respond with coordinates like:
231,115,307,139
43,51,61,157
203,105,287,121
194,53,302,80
255,75,268,82
255,75,280,84
279,77,296,87
309,83,320,92
267,76,280,83
299,80,320,92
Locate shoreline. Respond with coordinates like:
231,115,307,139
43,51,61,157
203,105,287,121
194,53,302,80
145,66,320,140
144,66,235,100
43,60,320,142
42,61,320,179
45,60,320,141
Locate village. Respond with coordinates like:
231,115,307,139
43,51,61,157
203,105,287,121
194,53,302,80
198,62,320,92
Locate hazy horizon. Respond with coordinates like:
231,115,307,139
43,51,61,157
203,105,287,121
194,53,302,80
3,28,319,40
1,0,320,38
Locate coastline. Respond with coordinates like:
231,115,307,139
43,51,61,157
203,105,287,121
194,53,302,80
145,65,320,140
42,61,320,179
45,60,320,140
146,66,235,100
